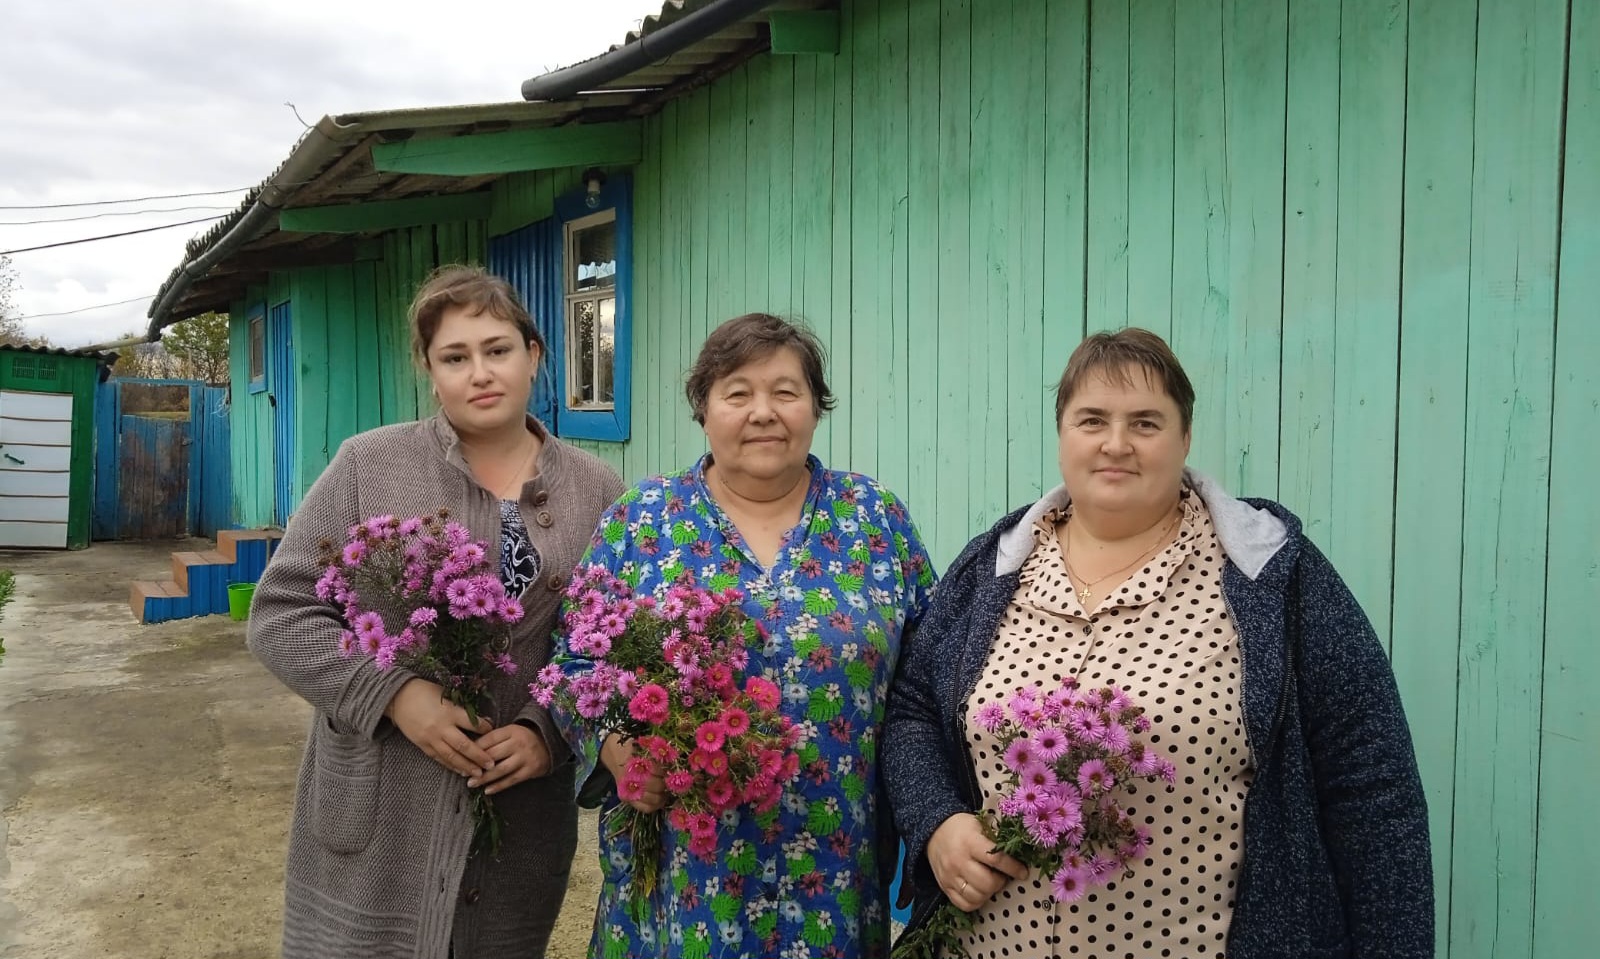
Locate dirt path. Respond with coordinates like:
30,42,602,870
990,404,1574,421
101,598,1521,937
0,541,599,959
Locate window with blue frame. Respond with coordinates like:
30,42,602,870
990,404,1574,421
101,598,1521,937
247,306,267,394
488,173,632,442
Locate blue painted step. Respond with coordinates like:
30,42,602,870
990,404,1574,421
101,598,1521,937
129,529,282,623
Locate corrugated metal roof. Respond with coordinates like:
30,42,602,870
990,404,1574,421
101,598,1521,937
147,0,830,335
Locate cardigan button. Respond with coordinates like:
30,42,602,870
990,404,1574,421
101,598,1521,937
532,490,549,507
547,573,565,592
536,510,554,528
464,888,481,905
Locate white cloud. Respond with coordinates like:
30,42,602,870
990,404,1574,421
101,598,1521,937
0,0,654,347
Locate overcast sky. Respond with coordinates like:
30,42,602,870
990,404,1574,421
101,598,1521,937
0,0,654,348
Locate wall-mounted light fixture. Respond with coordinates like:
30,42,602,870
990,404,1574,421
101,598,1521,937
583,167,607,209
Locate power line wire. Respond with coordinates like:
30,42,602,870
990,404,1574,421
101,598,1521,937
0,187,253,211
0,205,238,226
9,295,152,321
0,215,226,255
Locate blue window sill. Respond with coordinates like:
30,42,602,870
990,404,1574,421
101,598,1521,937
248,377,267,395
558,406,628,442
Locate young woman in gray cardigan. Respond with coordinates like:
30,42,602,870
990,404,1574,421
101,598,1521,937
247,266,623,959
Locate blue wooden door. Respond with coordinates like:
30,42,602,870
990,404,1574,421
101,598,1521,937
267,302,296,526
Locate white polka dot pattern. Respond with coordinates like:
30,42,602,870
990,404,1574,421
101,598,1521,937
956,491,1255,959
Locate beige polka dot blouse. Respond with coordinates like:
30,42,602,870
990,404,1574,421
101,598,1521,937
957,489,1255,959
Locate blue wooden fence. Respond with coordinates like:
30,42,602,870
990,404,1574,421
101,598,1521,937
93,379,231,540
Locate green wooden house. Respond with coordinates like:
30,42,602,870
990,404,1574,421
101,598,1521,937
146,0,1596,955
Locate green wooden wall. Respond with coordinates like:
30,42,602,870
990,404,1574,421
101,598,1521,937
228,223,484,525
227,274,287,529
585,0,1594,956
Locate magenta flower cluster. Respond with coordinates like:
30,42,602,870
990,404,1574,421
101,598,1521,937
534,564,801,867
317,513,524,675
977,677,1177,903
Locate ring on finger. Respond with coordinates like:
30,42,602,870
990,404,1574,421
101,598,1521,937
958,877,969,896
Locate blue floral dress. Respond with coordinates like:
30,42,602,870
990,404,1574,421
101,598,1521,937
552,455,936,959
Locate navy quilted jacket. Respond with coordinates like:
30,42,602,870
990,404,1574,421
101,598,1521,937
883,475,1433,958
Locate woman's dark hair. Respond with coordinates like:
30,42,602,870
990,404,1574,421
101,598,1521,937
408,265,545,365
685,313,835,424
1054,327,1196,431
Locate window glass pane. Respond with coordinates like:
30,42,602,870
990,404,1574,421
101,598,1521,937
572,219,616,292
598,297,615,404
570,300,598,406
567,296,617,409
249,318,265,380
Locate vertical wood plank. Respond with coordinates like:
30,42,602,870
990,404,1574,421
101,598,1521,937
905,0,941,532
767,56,797,317
745,57,774,315
1221,0,1287,497
1040,0,1090,495
1003,0,1047,509
684,91,714,462
968,0,1009,526
828,13,855,467
1126,0,1175,340
848,0,882,477
1328,0,1407,640
933,0,973,563
291,268,330,496
707,76,736,322
1277,0,1342,547
1389,1,1478,952
1086,0,1130,330
724,68,750,321
1169,0,1229,478
1451,0,1566,954
1534,3,1600,953
798,53,839,459
635,111,664,477
879,0,911,495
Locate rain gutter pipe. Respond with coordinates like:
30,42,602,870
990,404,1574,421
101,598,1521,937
520,0,785,101
144,115,361,340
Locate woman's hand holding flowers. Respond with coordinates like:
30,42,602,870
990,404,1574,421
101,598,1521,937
929,812,1030,911
386,677,495,778
601,733,666,813
468,724,552,794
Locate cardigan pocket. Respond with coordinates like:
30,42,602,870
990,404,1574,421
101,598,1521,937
311,717,383,853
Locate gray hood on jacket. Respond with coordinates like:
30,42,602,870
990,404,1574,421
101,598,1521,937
995,469,1290,580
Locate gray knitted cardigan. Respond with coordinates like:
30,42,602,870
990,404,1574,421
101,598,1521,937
248,413,623,959
882,471,1433,958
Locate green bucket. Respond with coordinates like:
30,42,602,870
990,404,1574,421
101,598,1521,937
227,583,257,621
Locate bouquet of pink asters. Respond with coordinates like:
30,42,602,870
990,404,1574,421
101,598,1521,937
896,677,1177,959
317,510,525,854
531,563,802,907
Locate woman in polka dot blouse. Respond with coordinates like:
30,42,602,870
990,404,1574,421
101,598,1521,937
883,328,1432,959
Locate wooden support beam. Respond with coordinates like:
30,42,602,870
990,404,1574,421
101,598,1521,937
769,10,840,55
370,121,643,176
277,192,493,234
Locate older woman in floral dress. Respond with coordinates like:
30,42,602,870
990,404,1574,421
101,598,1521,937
551,313,936,959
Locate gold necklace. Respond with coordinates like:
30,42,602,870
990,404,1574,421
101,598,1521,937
1060,504,1181,607
480,432,539,501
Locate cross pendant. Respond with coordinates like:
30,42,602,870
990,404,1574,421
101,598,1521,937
1078,587,1093,605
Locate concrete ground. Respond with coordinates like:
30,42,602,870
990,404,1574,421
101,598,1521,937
0,540,600,959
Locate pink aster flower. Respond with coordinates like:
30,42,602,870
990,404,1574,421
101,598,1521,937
628,684,670,725
497,598,524,624
1003,739,1038,773
409,607,439,629
1076,758,1113,795
974,701,1008,732
1030,726,1070,763
1051,864,1091,902
1095,721,1131,754
719,707,750,736
665,770,695,794
342,541,368,566
695,721,727,752
493,652,517,675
